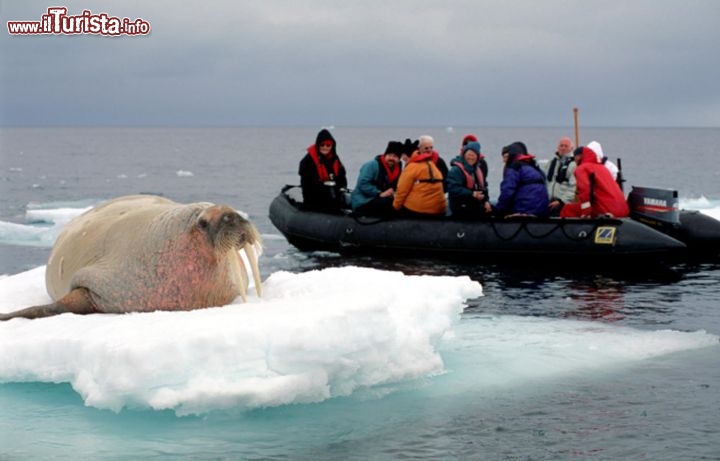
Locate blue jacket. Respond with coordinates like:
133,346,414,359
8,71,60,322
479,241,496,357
495,160,549,216
447,155,488,216
351,156,401,210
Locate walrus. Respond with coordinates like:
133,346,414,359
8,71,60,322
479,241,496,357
0,195,262,321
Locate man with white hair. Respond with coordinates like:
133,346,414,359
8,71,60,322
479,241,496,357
546,136,577,215
417,135,449,190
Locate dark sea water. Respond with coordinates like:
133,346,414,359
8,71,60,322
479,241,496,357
1,127,720,460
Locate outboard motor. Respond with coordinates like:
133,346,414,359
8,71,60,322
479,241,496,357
628,185,720,259
627,186,680,231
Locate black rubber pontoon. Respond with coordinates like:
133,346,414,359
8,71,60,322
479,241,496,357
270,186,687,265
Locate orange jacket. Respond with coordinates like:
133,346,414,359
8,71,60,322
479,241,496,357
393,154,447,215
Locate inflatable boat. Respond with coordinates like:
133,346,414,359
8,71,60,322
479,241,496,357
269,186,702,265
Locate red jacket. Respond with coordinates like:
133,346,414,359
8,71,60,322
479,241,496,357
561,147,629,218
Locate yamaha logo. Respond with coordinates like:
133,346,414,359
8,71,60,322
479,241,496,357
644,198,667,207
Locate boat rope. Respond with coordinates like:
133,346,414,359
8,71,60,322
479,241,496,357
489,219,601,242
488,220,527,241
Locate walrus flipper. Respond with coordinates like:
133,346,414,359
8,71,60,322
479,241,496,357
0,288,98,321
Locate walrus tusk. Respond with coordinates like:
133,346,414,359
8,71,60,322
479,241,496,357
231,249,248,303
244,242,263,298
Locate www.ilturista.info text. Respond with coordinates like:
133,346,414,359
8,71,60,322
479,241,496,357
7,7,150,36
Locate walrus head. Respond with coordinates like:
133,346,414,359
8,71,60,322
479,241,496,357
196,206,259,253
195,204,263,300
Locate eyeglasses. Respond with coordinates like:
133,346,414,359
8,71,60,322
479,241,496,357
320,142,333,148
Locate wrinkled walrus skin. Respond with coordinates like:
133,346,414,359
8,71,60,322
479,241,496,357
0,195,262,321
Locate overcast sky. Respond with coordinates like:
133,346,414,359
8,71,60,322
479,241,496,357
1,0,719,127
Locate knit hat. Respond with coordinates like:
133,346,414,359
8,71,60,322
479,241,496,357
463,141,481,156
402,138,419,156
384,141,404,156
462,134,478,145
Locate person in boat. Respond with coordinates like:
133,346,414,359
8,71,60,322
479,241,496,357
418,135,449,191
447,141,492,219
586,140,619,181
392,139,447,218
298,129,348,213
399,138,415,164
493,142,550,217
459,134,489,182
560,146,629,218
546,136,577,216
350,141,404,217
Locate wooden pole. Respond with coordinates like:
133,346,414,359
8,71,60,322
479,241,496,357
573,107,580,148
